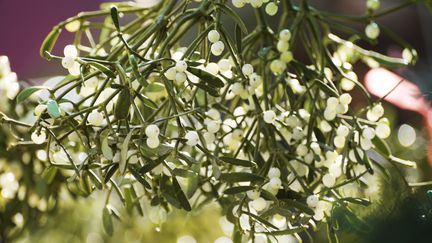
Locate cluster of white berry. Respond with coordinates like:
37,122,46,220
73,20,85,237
270,29,293,74
0,56,20,108
232,0,279,16
61,45,81,76
208,30,225,56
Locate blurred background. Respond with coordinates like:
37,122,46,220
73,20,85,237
2,0,432,242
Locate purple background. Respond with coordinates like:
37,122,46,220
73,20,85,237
0,0,105,80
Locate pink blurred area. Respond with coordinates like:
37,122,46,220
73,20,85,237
0,0,105,80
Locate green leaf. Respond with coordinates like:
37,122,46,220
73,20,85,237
172,176,192,211
145,82,165,92
219,172,265,183
88,170,103,190
372,137,391,157
129,55,148,86
100,130,113,160
241,211,278,230
216,4,248,33
136,93,158,110
235,24,242,53
340,197,371,206
262,227,305,235
16,86,50,103
187,66,224,88
114,88,131,120
139,154,169,174
104,163,119,184
41,166,57,184
327,221,340,243
40,27,61,59
353,146,373,174
102,206,114,236
120,129,134,174
193,82,220,97
110,6,120,32
129,165,151,189
124,186,134,214
172,168,197,178
220,156,256,167
280,199,315,215
314,79,339,97
223,185,255,195
87,62,116,78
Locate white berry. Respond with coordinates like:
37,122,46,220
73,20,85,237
263,110,276,124
211,41,225,56
63,45,78,58
31,130,47,144
61,56,75,69
265,2,278,16
88,110,104,126
185,131,199,146
241,64,254,76
208,30,220,43
175,61,188,73
268,167,281,178
365,22,380,39
146,137,160,149
145,124,160,138
251,197,267,211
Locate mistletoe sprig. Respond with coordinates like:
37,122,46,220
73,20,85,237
12,0,425,241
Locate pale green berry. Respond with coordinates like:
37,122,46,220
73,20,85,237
277,40,289,52
270,59,286,74
280,51,293,63
232,0,246,8
250,0,263,8
207,30,220,43
367,0,380,11
365,22,380,39
265,2,278,16
279,29,291,41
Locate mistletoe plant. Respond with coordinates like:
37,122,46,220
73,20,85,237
5,0,428,241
